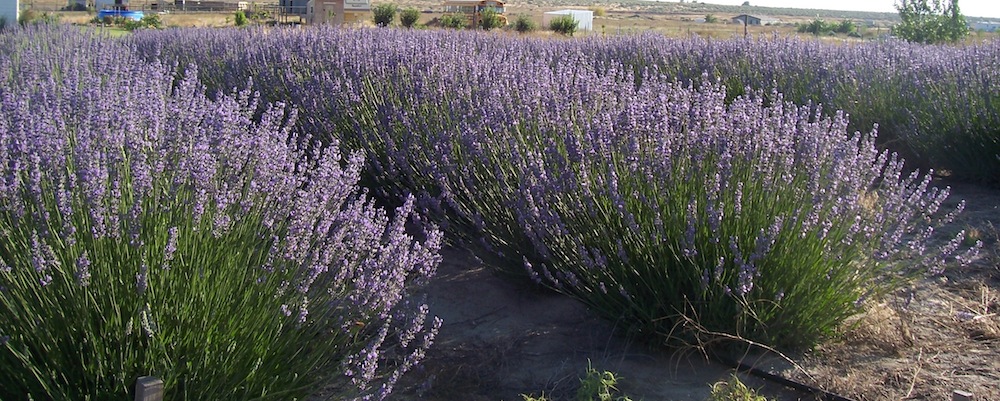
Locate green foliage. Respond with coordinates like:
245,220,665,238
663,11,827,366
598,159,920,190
372,3,397,27
234,10,248,27
440,13,467,29
140,14,162,29
122,15,162,31
590,6,607,17
18,10,60,26
894,0,969,43
705,14,719,23
575,362,633,401
478,8,504,30
708,376,772,401
835,19,856,33
549,15,578,36
514,15,536,33
400,7,421,28
521,362,634,401
797,19,834,35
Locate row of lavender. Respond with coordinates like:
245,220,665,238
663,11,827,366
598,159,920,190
598,34,1000,184
137,29,1000,185
131,27,980,349
0,26,440,400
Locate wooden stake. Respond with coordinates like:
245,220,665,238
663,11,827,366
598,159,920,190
135,376,164,401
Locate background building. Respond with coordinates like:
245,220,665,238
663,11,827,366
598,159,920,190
308,0,369,25
732,14,780,25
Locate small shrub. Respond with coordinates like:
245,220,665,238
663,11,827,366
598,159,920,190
514,14,536,33
121,15,161,31
521,362,633,401
709,376,772,401
835,19,856,34
18,10,60,26
590,6,606,17
798,18,834,35
705,14,719,23
140,14,162,29
440,13,467,29
576,362,633,401
372,3,397,27
550,15,578,36
234,10,248,26
400,7,420,28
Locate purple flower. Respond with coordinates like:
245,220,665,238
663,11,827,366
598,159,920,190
76,251,91,287
135,264,148,296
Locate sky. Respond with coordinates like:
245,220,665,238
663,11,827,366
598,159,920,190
699,0,1000,19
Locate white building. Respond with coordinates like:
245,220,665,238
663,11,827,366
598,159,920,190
1,0,17,26
542,9,593,31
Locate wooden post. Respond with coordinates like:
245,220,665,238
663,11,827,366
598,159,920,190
135,376,164,401
952,390,973,401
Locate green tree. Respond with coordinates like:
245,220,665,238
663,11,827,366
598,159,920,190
513,14,536,33
372,3,397,27
439,14,466,29
478,8,503,30
705,14,718,23
549,15,578,36
400,7,420,28
894,0,969,44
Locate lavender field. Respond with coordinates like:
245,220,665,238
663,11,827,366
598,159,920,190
0,24,994,400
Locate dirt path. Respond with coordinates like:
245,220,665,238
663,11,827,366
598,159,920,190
392,246,756,400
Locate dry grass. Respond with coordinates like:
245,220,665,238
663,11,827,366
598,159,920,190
790,224,1000,401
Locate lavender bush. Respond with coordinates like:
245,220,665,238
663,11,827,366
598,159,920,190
512,80,979,347
128,27,982,347
0,26,441,400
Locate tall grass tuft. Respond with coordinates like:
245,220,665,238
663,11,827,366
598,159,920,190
0,26,441,400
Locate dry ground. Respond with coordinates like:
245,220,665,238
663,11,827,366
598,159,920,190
783,182,1000,401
